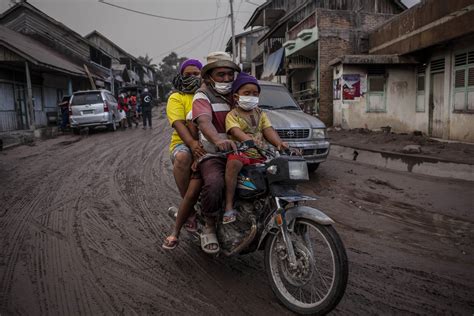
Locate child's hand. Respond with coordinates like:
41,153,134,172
277,142,289,151
190,140,206,158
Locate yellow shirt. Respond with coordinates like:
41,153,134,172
225,108,272,143
166,92,194,153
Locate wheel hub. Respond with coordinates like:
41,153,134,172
277,241,314,287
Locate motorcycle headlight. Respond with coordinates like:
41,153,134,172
312,128,326,139
288,160,309,180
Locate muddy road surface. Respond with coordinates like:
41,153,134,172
1,111,473,315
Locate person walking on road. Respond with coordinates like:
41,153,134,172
140,88,153,129
118,93,129,129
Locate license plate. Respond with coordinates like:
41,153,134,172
82,110,94,114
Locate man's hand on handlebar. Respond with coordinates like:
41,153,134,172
215,139,237,152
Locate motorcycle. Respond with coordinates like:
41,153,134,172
168,142,348,315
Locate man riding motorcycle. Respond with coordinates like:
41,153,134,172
191,51,240,254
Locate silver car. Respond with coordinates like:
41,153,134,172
69,89,119,133
259,81,329,172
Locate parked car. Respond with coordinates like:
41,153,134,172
259,81,329,172
69,90,119,133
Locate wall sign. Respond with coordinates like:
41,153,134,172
342,74,361,101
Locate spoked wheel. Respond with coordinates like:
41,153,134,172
264,219,348,315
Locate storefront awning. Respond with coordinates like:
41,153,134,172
261,48,284,80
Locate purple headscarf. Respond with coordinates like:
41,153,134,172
179,59,203,74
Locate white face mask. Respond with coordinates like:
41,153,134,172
213,81,233,94
237,96,259,111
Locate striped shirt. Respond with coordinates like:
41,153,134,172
192,85,233,154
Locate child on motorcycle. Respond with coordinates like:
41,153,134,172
223,73,288,224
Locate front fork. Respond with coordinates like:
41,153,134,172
275,197,298,268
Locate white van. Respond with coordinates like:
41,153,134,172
69,90,119,133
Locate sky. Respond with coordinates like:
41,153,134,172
0,0,420,65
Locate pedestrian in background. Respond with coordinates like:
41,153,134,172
130,92,139,128
58,96,70,132
140,87,153,129
117,93,128,129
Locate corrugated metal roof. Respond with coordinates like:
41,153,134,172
0,2,113,59
0,25,86,76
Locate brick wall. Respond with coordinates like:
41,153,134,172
315,9,395,125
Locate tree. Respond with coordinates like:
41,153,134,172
137,54,158,72
137,54,158,86
155,52,187,98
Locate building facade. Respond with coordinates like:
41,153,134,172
0,1,151,132
331,0,474,142
244,0,405,125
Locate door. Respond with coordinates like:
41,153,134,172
429,73,444,137
14,84,28,130
428,58,446,138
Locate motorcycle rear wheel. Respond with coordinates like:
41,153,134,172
264,219,348,315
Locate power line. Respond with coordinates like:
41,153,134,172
208,0,223,52
98,0,227,22
178,19,228,57
154,18,227,60
218,16,230,50
245,0,261,6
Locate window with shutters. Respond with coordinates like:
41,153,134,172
367,66,386,112
416,65,426,112
453,50,474,112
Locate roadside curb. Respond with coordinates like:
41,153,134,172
330,144,474,182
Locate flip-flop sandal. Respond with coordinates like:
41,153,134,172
162,236,179,250
200,230,220,254
222,210,238,225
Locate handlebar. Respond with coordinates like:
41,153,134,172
218,140,302,158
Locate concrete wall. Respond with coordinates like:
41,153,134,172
333,41,474,142
333,64,418,132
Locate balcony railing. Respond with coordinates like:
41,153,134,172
264,37,285,55
287,55,316,69
287,12,316,41
293,88,318,101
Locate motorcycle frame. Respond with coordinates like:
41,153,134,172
256,198,335,254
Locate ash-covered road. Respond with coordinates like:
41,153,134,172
1,110,473,315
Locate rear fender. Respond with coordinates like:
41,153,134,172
257,205,334,250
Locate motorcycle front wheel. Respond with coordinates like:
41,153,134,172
264,219,348,315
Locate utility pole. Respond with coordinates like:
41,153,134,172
229,0,237,63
